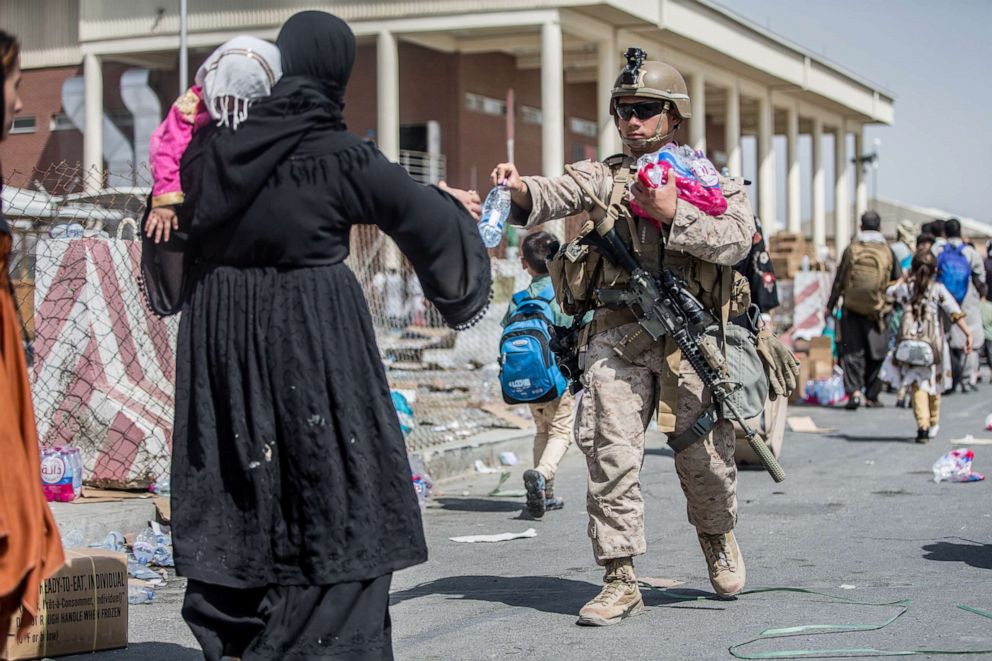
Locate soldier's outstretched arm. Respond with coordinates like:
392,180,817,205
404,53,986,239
665,177,756,266
492,160,613,230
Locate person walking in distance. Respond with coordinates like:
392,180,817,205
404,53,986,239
490,49,796,626
934,218,986,393
500,231,577,518
879,249,973,441
827,211,901,409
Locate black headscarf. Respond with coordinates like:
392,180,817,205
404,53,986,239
193,11,365,232
276,10,355,121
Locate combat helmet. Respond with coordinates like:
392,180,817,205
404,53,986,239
610,48,691,119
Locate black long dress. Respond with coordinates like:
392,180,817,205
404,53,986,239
170,80,491,594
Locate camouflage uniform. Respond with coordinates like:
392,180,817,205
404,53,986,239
510,159,755,564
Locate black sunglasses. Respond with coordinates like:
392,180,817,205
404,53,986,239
614,100,667,121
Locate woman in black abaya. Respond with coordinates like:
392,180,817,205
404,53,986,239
170,12,491,660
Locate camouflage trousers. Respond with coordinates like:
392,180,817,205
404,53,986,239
576,323,737,564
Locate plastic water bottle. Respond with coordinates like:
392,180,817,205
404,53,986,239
127,584,156,605
478,184,511,248
132,528,157,565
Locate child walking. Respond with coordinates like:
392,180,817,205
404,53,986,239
501,232,576,518
880,249,973,442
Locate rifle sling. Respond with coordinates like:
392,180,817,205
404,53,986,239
667,403,718,453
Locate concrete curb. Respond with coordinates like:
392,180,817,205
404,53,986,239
50,498,158,543
415,426,536,483
48,428,538,541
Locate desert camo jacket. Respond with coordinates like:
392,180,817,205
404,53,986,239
509,158,755,268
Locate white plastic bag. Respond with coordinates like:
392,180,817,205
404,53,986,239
932,448,985,483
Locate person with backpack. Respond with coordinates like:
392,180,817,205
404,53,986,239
934,218,986,393
827,211,902,409
879,249,973,442
500,231,576,518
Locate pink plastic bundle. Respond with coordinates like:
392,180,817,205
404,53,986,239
629,144,727,222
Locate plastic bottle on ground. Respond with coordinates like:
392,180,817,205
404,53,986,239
127,584,156,605
132,528,157,565
478,184,511,248
151,477,171,495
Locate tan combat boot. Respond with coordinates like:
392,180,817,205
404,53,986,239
576,557,644,626
697,530,746,597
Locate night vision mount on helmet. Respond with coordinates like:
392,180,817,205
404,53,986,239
610,48,692,120
610,47,692,150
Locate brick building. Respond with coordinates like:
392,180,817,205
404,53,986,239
1,0,895,253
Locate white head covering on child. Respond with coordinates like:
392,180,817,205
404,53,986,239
195,36,283,130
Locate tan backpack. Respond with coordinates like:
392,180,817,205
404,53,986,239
842,241,892,318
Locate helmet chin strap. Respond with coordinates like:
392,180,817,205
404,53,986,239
621,124,677,151
618,103,680,152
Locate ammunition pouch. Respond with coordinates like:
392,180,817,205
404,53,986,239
664,253,751,318
547,222,602,316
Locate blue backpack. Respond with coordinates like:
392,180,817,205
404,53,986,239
498,284,568,404
937,243,970,303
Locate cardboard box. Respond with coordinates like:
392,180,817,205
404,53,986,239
769,252,806,279
790,354,811,404
3,549,127,660
808,336,834,368
811,359,834,381
808,336,832,355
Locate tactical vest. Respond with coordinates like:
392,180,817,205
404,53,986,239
548,154,750,335
546,154,753,433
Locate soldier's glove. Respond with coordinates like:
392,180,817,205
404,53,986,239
755,327,800,400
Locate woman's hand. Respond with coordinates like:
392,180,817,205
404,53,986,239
438,181,482,220
630,169,678,225
146,206,178,244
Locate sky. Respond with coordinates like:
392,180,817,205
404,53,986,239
718,0,992,223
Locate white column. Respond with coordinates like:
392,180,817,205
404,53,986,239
757,92,776,232
376,30,400,163
854,126,868,223
542,18,565,238
597,34,621,158
724,82,741,176
83,53,103,194
786,104,801,234
811,117,826,253
834,127,851,254
377,31,401,270
689,73,706,152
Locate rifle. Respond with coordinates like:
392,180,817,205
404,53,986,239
585,227,786,483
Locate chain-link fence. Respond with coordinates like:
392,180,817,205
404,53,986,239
4,161,534,489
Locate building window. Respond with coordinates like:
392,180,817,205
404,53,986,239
9,116,36,134
464,93,506,116
521,105,542,125
569,117,597,138
572,143,598,162
50,113,76,131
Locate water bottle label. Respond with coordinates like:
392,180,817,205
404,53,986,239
41,455,68,485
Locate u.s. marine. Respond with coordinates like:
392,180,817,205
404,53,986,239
492,50,757,626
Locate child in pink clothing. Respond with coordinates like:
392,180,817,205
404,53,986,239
145,37,283,243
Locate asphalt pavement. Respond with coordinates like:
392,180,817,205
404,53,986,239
60,387,992,660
